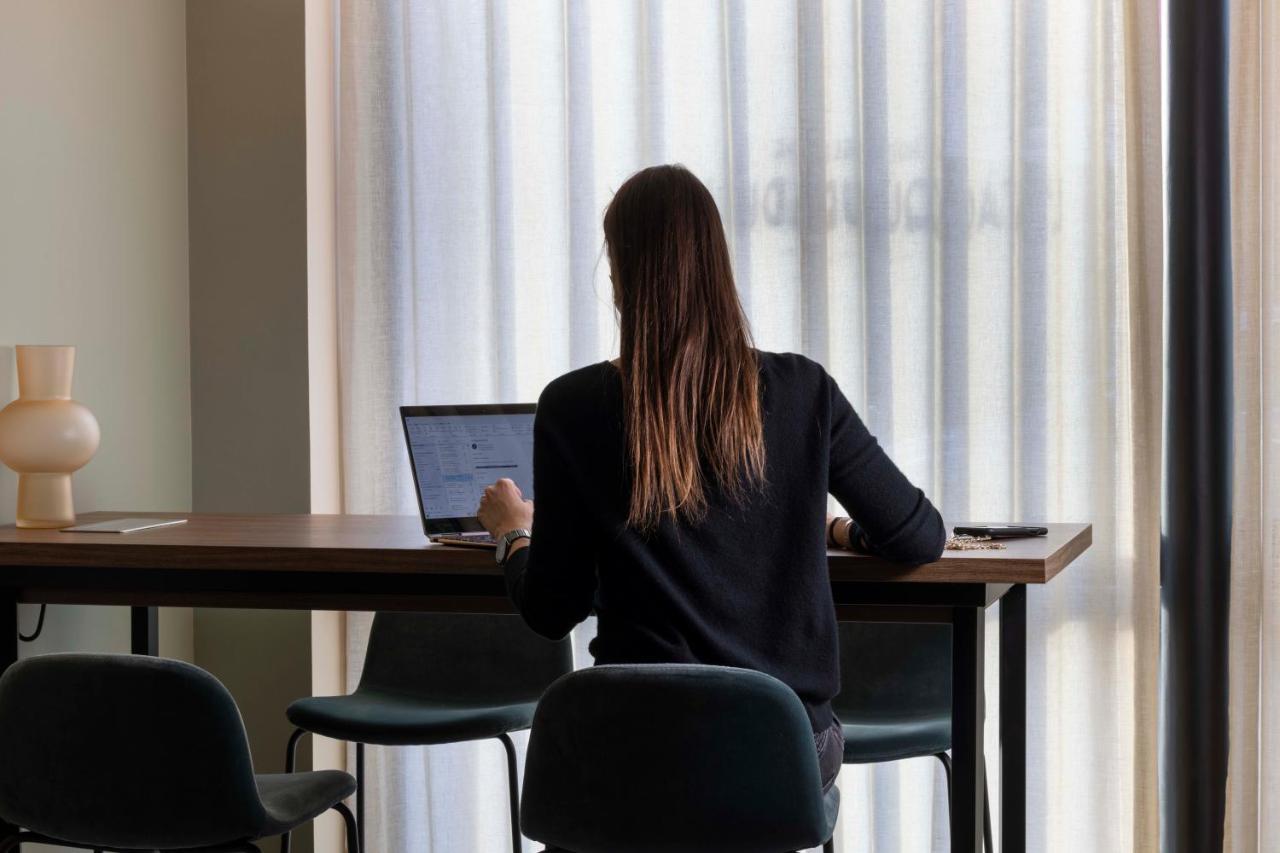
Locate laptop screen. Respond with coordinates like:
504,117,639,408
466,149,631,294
400,405,536,534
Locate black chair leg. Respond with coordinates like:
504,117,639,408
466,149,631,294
333,799,360,853
497,733,522,852
935,751,953,801
356,742,366,853
280,727,308,853
935,752,993,853
285,726,306,774
983,775,993,853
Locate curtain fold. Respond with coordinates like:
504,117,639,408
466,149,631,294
1226,0,1280,849
331,2,1163,850
1121,0,1165,846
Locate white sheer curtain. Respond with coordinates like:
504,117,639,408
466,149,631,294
1226,0,1279,849
332,1,1162,850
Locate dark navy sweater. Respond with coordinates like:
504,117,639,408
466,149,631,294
503,351,946,731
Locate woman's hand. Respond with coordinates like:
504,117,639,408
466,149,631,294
477,478,534,538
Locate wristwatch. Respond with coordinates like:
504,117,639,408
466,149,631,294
495,528,532,564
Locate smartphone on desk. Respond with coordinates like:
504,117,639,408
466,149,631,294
953,524,1048,539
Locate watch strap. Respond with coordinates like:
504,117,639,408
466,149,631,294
496,528,532,564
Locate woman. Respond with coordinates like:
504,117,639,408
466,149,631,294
477,164,945,792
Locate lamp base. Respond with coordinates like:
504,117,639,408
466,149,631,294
16,473,75,529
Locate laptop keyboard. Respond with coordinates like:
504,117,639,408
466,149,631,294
434,533,498,546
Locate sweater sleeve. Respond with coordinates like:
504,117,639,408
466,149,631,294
502,383,598,640
826,373,946,565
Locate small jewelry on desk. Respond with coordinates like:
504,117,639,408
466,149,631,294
945,534,1007,551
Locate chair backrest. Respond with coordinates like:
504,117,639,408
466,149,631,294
832,621,952,720
357,612,574,705
0,654,266,850
521,664,837,853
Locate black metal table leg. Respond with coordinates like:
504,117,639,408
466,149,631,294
1000,584,1027,852
2,589,19,849
356,742,365,853
0,589,15,675
951,606,985,853
130,606,158,656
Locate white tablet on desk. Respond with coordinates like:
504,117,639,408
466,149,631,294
61,517,188,534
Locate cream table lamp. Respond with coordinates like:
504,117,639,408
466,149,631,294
0,345,100,528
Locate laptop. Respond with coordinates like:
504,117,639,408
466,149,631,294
400,403,537,548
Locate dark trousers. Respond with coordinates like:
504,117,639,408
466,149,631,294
815,717,843,792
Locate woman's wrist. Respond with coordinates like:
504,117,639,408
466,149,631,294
828,516,855,549
492,522,522,540
826,516,842,547
843,518,860,550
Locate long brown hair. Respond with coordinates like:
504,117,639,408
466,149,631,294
603,164,765,531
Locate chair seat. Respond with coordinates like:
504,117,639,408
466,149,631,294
534,788,839,853
286,689,538,746
255,770,358,838
3,771,357,851
841,715,951,764
1,834,285,852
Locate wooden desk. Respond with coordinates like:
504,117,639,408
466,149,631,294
0,512,1091,853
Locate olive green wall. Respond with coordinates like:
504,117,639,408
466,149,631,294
187,2,313,852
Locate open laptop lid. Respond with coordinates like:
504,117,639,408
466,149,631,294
400,403,537,536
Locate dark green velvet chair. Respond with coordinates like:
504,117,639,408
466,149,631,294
0,654,358,853
281,612,574,853
835,622,992,852
520,664,839,853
